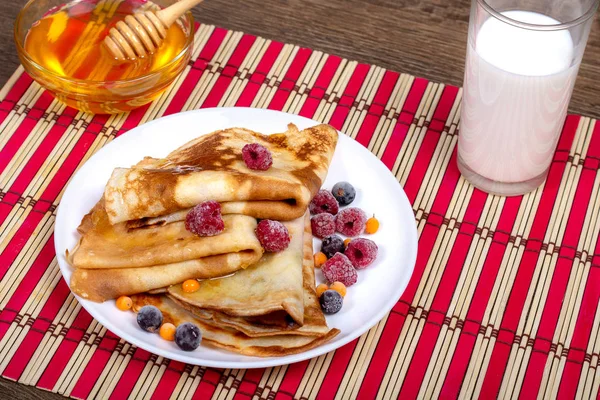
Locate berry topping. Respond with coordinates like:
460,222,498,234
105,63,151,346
175,322,202,351
329,281,347,297
185,201,225,237
314,252,327,268
242,143,273,170
159,323,176,341
336,207,367,237
309,190,339,215
331,182,356,206
316,283,329,298
137,305,163,333
320,290,343,314
321,234,345,259
345,238,378,269
116,296,132,311
365,216,380,234
344,238,352,247
321,253,358,286
182,279,200,293
255,220,290,252
311,213,336,239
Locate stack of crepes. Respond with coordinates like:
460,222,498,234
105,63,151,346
67,123,341,356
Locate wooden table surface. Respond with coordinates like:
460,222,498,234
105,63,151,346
0,0,599,398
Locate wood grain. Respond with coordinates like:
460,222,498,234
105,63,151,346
0,0,598,398
1,0,599,117
0,378,63,399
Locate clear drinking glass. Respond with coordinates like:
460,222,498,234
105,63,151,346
458,0,598,196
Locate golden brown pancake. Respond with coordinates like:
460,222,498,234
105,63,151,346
104,124,338,225
69,200,262,270
168,216,306,325
70,250,263,302
168,214,330,337
67,201,263,302
131,294,340,357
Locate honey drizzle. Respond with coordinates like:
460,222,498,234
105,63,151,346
22,0,190,113
24,0,187,83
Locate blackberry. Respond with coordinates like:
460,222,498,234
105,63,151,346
321,234,345,259
175,322,202,351
137,306,163,333
320,290,343,314
331,182,356,206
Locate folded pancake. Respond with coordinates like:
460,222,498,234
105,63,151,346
132,294,340,357
67,201,264,302
169,215,306,325
169,214,330,337
70,250,263,302
69,201,262,269
104,124,338,225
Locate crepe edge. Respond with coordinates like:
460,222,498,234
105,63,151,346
169,295,327,338
203,328,341,357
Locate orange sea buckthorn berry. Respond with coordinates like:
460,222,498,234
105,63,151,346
159,323,176,341
343,238,352,247
314,252,327,268
182,279,200,293
365,216,379,234
116,296,132,311
316,283,329,298
330,281,347,297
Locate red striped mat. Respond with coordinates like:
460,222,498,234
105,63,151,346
1,23,600,399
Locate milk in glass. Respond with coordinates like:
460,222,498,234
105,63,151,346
459,11,578,188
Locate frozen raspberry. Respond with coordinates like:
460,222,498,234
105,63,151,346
345,238,378,269
311,213,336,239
336,207,367,236
242,143,273,170
185,201,225,236
255,220,290,252
309,190,339,215
322,253,357,286
321,234,345,259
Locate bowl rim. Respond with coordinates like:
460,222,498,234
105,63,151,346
14,0,195,86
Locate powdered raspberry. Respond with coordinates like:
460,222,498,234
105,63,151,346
321,253,358,286
185,201,225,236
336,207,367,236
345,238,378,269
242,143,273,170
311,213,336,239
309,190,339,215
255,220,290,252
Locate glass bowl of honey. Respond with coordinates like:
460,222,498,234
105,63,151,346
15,0,194,114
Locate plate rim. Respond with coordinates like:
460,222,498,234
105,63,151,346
54,107,418,368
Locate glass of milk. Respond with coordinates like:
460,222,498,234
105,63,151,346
458,0,598,196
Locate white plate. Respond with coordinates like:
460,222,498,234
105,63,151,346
54,108,418,369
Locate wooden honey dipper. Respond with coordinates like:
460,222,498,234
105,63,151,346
104,0,204,61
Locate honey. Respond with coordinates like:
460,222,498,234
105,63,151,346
20,0,192,114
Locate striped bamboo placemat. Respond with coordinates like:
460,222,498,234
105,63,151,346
1,22,600,399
